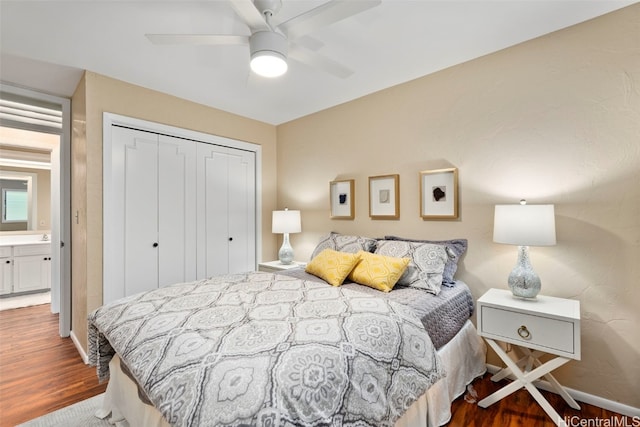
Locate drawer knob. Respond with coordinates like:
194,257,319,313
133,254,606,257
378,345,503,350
517,325,531,340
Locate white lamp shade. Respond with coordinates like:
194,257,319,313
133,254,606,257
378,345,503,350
493,204,556,246
272,209,301,234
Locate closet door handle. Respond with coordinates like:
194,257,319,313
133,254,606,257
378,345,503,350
153,242,159,248
5,260,10,264
228,237,233,241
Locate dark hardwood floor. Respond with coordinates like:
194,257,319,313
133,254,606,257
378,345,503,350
0,303,628,426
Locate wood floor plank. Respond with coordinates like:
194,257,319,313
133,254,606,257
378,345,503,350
0,304,106,427
448,370,630,426
0,303,629,426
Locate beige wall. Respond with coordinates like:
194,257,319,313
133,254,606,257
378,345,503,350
71,72,278,351
71,74,88,353
277,5,640,408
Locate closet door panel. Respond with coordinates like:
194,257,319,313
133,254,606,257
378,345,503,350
123,135,159,296
158,135,197,287
197,144,229,279
227,150,256,273
110,127,159,301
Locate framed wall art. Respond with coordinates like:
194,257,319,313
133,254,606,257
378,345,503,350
369,174,399,219
420,167,458,219
330,179,355,219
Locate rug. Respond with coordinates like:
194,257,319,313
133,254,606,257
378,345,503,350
17,393,111,427
0,292,50,311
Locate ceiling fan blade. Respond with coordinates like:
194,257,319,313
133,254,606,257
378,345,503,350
229,0,270,32
279,0,381,39
289,43,353,79
146,34,249,45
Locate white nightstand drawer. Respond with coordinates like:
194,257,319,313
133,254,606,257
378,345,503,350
480,306,575,355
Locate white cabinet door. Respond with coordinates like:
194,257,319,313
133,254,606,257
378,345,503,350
106,127,197,303
43,256,51,289
0,258,12,295
13,255,49,293
196,144,256,279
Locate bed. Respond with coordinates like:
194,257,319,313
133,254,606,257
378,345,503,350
88,234,486,427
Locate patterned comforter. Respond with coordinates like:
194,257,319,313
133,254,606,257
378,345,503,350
88,271,445,427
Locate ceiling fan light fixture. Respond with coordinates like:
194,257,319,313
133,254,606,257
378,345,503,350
250,52,287,78
249,31,288,78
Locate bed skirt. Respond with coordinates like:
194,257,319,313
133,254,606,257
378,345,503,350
97,319,486,427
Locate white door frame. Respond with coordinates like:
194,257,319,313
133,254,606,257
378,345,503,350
0,83,71,337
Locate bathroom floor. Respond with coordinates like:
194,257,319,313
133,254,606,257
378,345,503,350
0,291,51,311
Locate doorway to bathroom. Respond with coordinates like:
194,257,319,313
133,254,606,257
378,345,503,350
0,84,71,337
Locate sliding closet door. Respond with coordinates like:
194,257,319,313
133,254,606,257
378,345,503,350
197,143,256,279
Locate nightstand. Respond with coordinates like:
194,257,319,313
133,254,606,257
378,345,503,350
476,288,581,426
258,260,306,273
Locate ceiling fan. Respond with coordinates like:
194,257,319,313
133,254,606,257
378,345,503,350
146,0,381,78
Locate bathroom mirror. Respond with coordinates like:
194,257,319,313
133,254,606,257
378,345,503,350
0,171,46,233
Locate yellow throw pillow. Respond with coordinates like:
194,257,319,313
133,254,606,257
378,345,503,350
348,250,410,292
305,249,361,287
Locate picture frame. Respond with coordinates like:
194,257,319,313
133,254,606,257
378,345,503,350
369,174,399,219
330,179,355,219
420,167,458,219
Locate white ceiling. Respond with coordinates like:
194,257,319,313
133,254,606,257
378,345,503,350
0,1,635,125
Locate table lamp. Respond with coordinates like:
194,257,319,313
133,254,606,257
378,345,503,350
493,200,556,299
272,208,301,265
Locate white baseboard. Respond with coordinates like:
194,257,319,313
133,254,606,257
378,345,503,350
486,364,640,419
70,329,89,364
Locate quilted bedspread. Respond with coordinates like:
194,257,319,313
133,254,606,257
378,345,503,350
88,271,444,427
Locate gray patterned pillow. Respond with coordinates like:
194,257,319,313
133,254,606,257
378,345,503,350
375,240,448,295
384,236,467,285
310,232,377,260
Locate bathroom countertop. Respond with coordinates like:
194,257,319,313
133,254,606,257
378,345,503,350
0,235,52,247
